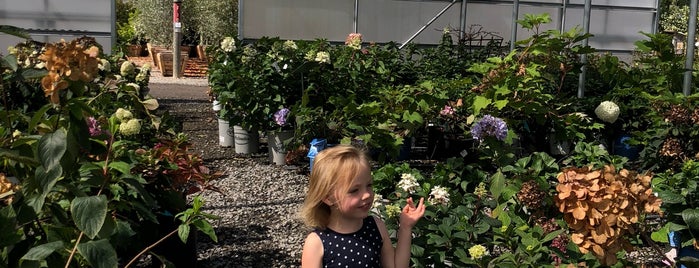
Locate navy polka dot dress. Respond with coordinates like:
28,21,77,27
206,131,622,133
314,216,383,268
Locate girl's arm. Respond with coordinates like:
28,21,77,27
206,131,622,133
377,197,426,268
301,232,323,268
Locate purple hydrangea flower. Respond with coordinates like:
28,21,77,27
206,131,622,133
87,117,103,137
274,108,290,126
470,115,508,142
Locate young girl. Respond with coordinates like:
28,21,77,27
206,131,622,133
301,145,425,268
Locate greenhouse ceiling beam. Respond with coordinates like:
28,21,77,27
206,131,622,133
399,0,458,49
396,0,657,12
683,0,698,96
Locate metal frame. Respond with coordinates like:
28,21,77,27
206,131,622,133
238,0,669,95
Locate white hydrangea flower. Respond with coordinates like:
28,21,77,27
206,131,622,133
220,37,236,52
314,51,331,64
283,40,297,50
120,61,135,76
119,119,141,136
372,194,383,209
135,72,148,83
98,59,111,72
304,50,316,61
115,108,133,122
429,185,450,206
397,173,419,194
594,101,620,123
141,63,151,72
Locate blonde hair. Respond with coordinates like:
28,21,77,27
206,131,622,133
300,145,370,229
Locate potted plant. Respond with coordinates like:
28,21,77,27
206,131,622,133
116,1,144,56
0,37,219,267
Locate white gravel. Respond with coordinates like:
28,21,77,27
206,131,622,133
149,76,209,86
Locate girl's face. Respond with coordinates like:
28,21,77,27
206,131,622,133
335,163,374,219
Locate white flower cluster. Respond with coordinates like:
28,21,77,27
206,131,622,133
119,119,141,136
98,59,111,72
241,46,257,63
314,51,331,64
114,108,140,136
115,108,133,122
397,173,419,194
120,61,135,77
283,40,297,50
220,37,236,53
429,186,450,206
594,101,620,123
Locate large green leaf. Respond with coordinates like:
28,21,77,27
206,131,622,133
108,161,132,175
490,171,505,200
472,96,492,116
682,209,699,237
0,25,30,39
21,241,64,261
76,239,118,268
27,165,62,213
0,206,22,247
71,196,108,239
1,54,18,71
38,128,67,171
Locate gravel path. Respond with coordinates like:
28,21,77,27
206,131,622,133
149,81,307,268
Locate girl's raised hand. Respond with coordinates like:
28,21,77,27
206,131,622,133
400,197,425,228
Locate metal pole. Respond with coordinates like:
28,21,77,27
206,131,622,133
173,0,182,78
460,0,468,40
510,0,519,51
110,0,116,55
354,0,359,33
652,0,661,34
577,0,591,98
683,0,698,96
399,0,457,49
560,0,568,33
238,0,244,41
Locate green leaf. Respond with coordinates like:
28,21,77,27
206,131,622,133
38,128,67,171
192,219,218,243
651,224,670,243
21,68,48,79
141,98,159,110
108,161,132,175
27,165,62,212
0,25,30,39
683,209,699,237
21,241,64,261
472,96,492,116
1,54,18,71
0,206,22,247
493,100,509,110
490,171,505,200
76,239,118,268
71,195,108,239
178,224,191,243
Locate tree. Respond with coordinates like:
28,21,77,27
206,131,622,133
129,0,237,47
